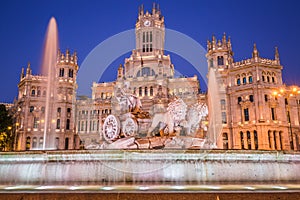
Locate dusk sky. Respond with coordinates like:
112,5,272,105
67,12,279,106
1,0,300,103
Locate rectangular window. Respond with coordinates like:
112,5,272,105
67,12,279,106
222,112,227,124
244,108,249,121
271,108,276,120
142,32,145,43
150,31,152,42
249,95,254,102
146,32,149,42
68,69,73,78
247,131,251,149
143,44,145,52
264,94,268,102
221,99,226,110
223,133,228,149
56,119,60,129
287,111,291,123
59,68,64,77
33,117,39,128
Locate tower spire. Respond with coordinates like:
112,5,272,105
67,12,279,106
117,64,124,80
275,46,280,64
20,67,24,80
222,32,226,47
252,43,259,61
26,61,31,76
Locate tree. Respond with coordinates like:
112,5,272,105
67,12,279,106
0,104,13,151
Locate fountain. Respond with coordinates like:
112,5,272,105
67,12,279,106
41,17,58,150
1,17,300,198
207,67,223,147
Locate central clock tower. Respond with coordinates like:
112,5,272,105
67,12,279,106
123,3,174,80
135,3,165,56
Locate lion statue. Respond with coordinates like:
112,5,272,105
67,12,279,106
147,98,187,136
180,103,208,135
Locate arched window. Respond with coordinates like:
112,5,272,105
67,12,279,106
32,137,37,148
217,56,224,66
43,90,46,96
267,76,270,82
68,69,74,78
244,108,249,121
59,68,64,77
66,119,70,130
236,75,241,85
65,138,69,150
31,89,36,96
29,106,34,112
279,131,283,150
262,71,266,82
26,137,31,150
240,132,245,149
67,108,71,117
247,131,251,149
56,119,60,129
57,107,61,113
271,73,276,83
264,94,269,102
39,137,43,148
249,95,254,102
150,86,153,96
248,76,253,83
242,77,247,84
37,90,41,96
145,87,148,96
268,130,272,149
254,130,258,150
55,137,59,149
238,97,242,104
273,131,277,150
139,87,142,96
223,133,228,149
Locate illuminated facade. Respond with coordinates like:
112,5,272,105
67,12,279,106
14,50,79,150
13,4,300,151
76,5,203,146
207,36,300,150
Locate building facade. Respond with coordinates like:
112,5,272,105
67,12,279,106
207,35,300,150
14,50,79,150
76,5,202,146
12,4,300,151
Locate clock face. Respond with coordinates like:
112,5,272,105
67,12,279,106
144,20,151,27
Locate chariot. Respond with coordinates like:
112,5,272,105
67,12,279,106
102,109,151,143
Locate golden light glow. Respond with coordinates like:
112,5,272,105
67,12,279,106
293,87,297,92
280,89,284,93
273,91,278,96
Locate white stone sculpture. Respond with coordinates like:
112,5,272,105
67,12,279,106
181,103,208,135
148,98,187,136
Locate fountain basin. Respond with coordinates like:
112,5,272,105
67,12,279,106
0,149,299,186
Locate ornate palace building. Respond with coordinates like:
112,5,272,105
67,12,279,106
14,50,79,150
12,4,300,151
207,35,300,151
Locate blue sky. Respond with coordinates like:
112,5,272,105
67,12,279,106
1,0,300,102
